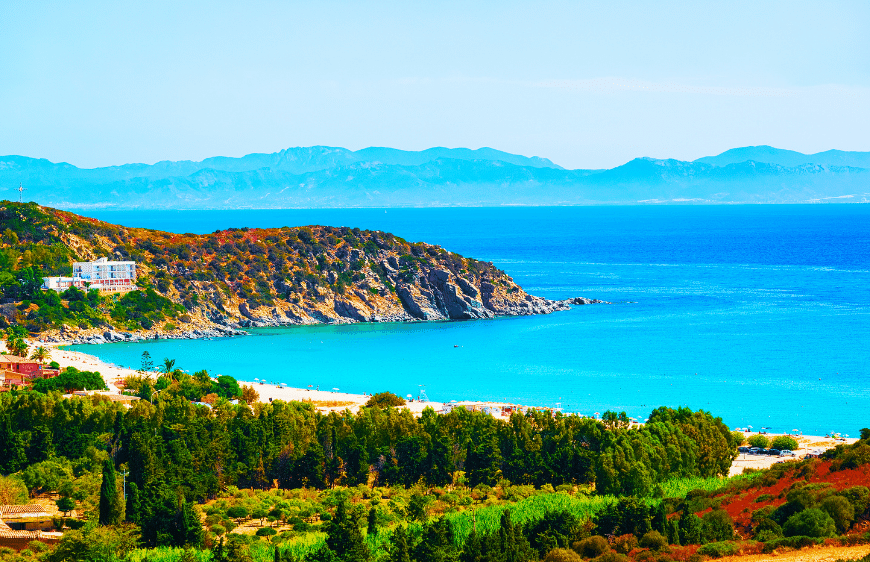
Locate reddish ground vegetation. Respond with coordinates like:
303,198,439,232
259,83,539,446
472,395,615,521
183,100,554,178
702,460,870,532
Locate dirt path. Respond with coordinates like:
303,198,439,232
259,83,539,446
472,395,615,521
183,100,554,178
720,544,870,562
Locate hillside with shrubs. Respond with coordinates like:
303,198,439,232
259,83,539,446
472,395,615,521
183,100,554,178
0,201,569,337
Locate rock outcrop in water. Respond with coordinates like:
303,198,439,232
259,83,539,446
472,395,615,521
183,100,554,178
1,202,604,343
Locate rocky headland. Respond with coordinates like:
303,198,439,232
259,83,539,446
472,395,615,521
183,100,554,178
1,202,606,345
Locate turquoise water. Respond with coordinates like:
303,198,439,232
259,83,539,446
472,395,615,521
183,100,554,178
71,206,870,436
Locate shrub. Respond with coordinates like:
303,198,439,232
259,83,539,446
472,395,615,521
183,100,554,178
592,552,628,562
639,531,668,551
544,549,583,562
819,495,854,533
573,536,610,558
770,436,799,451
365,391,406,408
255,527,276,537
762,536,820,552
227,506,249,520
731,431,746,446
753,518,783,542
748,435,769,448
697,541,739,558
702,510,734,543
612,534,638,555
840,486,870,516
783,508,836,538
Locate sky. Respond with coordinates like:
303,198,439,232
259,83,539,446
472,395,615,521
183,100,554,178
1,0,869,170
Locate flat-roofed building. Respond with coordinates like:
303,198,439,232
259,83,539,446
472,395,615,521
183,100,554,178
43,257,137,293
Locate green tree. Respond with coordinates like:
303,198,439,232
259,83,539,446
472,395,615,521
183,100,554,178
5,325,28,357
701,509,734,543
324,497,369,562
747,434,769,448
388,524,412,562
126,482,141,523
365,392,406,408
30,345,51,363
0,413,27,474
783,508,836,538
56,496,76,516
140,351,154,373
99,459,123,525
770,436,799,451
178,500,204,548
819,495,854,533
678,513,703,545
466,432,502,488
162,357,176,376
47,523,138,562
367,507,378,536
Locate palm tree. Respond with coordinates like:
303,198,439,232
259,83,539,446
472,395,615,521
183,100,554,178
162,358,177,381
30,346,51,364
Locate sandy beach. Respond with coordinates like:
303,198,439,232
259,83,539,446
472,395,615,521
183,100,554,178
16,339,459,416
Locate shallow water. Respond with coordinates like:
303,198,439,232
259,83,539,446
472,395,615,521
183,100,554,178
71,205,870,436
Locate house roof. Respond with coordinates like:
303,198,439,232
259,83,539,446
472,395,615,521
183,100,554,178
0,505,53,518
106,394,140,402
0,355,39,365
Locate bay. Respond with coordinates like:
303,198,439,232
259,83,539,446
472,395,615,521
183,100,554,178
71,206,870,436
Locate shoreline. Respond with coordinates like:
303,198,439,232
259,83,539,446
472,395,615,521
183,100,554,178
19,340,860,478
35,297,607,346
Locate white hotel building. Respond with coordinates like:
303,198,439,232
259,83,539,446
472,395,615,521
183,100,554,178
42,257,137,293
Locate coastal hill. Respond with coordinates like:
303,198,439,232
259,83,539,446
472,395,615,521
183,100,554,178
0,201,580,341
2,145,869,209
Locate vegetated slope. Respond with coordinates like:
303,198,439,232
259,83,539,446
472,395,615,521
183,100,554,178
0,201,572,339
676,434,870,541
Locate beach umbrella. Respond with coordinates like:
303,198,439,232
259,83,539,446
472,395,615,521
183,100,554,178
332,388,339,392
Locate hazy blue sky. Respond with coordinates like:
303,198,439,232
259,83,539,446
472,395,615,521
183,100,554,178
2,1,868,169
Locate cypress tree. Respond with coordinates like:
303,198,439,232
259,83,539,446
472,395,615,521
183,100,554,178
177,500,204,548
99,458,123,525
126,482,141,523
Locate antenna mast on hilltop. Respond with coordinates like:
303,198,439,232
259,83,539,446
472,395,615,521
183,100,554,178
17,183,26,203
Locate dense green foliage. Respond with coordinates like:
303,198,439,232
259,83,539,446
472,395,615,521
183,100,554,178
770,435,799,451
365,392,406,409
110,289,184,330
32,367,107,393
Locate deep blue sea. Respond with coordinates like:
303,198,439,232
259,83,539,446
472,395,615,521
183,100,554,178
70,206,870,436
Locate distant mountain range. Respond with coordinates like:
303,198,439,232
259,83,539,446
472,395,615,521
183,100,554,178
1,145,868,209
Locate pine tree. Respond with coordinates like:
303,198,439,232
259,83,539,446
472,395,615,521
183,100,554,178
367,507,378,536
0,413,26,474
426,431,452,488
325,498,369,562
389,525,412,562
99,459,123,525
